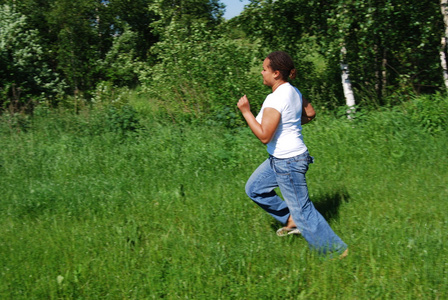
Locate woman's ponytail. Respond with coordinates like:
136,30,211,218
267,51,296,81
289,69,297,80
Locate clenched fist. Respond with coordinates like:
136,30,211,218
237,95,251,114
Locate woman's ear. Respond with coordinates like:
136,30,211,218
273,70,281,80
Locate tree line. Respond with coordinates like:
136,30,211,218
0,0,446,119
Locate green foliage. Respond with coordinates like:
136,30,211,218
238,0,444,108
107,0,159,60
1,0,159,102
237,0,345,108
45,0,103,94
105,105,142,136
0,4,65,110
327,0,442,105
100,28,146,87
149,0,225,29
141,20,264,127
1,0,447,116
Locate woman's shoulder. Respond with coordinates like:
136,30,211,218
276,83,301,99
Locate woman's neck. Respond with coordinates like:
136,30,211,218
272,80,288,92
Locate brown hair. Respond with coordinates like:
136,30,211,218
266,51,296,81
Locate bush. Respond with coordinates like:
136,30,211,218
105,105,142,135
402,93,448,134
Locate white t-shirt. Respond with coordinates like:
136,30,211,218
255,82,307,158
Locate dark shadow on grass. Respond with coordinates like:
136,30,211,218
313,187,350,221
270,187,350,232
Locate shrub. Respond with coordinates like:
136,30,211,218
402,93,448,134
105,105,142,135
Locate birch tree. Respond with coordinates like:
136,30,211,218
340,47,356,118
327,0,442,105
440,0,448,90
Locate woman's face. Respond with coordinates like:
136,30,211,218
261,58,276,87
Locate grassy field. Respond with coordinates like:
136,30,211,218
0,100,447,299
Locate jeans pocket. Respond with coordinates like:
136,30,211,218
271,158,290,175
291,156,309,173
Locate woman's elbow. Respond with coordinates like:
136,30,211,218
259,133,273,144
260,137,271,144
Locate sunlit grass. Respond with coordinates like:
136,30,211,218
0,104,447,298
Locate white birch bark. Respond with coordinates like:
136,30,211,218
340,47,356,119
440,0,448,90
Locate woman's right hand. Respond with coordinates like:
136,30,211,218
237,94,280,144
237,95,251,114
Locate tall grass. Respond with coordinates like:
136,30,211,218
0,99,447,298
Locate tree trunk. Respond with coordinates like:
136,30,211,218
373,45,387,104
340,47,356,119
440,0,448,90
382,49,387,98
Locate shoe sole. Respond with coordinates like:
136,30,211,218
276,227,301,236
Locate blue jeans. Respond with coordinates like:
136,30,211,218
245,151,347,255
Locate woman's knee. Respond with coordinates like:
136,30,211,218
245,180,254,198
246,178,262,199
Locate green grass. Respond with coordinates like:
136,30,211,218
0,104,447,298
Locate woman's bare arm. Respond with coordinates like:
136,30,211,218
237,95,280,144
